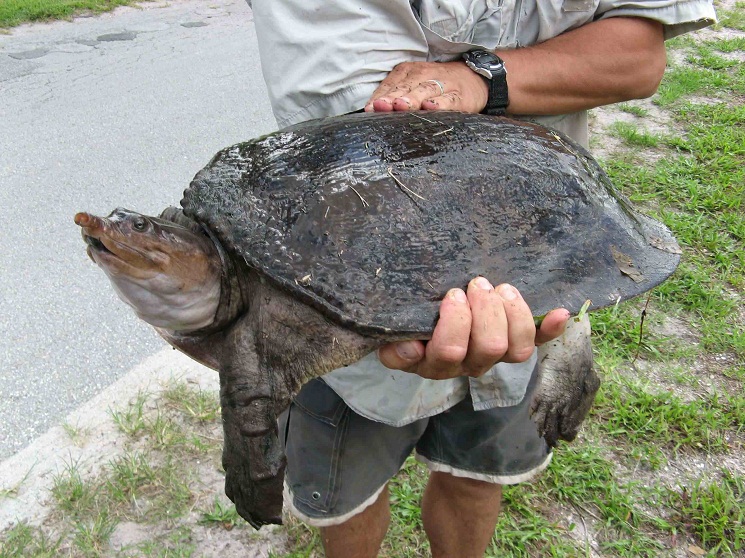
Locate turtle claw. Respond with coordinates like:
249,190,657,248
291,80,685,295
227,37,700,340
223,429,286,528
530,313,599,447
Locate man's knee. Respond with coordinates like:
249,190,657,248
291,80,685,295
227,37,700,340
319,485,391,558
429,471,502,500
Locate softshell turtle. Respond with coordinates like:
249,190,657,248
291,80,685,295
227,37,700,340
75,111,680,528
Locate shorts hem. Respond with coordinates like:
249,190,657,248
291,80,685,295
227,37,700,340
283,481,388,528
415,452,552,485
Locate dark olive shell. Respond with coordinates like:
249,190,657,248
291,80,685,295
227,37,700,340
182,112,680,337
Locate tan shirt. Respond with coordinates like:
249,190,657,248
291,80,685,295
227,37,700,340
249,0,715,137
247,0,715,426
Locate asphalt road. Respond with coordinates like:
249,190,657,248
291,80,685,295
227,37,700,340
0,0,275,459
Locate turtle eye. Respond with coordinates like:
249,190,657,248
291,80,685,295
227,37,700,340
132,217,147,232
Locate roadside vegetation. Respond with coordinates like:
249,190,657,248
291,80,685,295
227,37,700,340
0,0,151,29
1,1,743,557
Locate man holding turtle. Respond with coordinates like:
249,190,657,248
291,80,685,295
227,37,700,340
247,1,716,556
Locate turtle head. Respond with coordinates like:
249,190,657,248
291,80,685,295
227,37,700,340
75,208,222,331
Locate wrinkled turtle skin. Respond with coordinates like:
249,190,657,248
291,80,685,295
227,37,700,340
76,112,680,529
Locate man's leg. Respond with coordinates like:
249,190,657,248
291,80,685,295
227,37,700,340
422,472,502,558
319,484,391,558
415,365,552,558
281,379,429,557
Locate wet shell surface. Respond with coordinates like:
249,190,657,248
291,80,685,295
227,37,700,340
183,111,680,336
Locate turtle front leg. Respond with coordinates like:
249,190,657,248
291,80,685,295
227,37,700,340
218,319,286,528
218,283,379,528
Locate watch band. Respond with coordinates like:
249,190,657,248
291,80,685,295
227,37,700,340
463,50,509,116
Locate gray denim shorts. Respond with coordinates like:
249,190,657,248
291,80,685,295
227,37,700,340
278,368,551,527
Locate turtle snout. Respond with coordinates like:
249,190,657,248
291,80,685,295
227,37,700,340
75,212,113,259
74,212,92,227
74,212,108,233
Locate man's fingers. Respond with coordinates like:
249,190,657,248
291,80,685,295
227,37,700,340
379,283,564,380
364,63,418,111
495,283,536,363
377,288,472,378
377,339,426,371
461,277,508,376
369,98,394,112
421,91,466,111
535,308,570,345
390,80,451,111
365,61,488,113
419,288,472,378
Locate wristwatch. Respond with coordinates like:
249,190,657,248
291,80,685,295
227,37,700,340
462,50,509,116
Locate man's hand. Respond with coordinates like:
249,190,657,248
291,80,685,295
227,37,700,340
364,18,666,116
364,61,488,114
377,277,569,380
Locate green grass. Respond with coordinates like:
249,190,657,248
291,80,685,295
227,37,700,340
0,522,62,557
602,100,744,358
717,1,745,32
62,421,89,446
654,66,732,105
162,382,221,423
51,458,98,516
617,103,649,117
198,498,242,529
106,451,159,505
704,36,745,53
110,391,149,437
595,379,744,455
0,0,150,28
72,511,116,557
589,301,673,364
2,382,225,556
666,471,745,554
610,121,662,147
0,466,34,500
130,526,197,557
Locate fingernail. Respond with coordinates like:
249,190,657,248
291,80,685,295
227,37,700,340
395,341,421,360
448,288,467,303
498,284,518,300
474,276,492,290
396,97,412,108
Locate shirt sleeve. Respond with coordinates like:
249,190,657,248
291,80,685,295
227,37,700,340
595,0,717,39
249,0,428,127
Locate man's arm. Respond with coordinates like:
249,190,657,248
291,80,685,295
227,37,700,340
366,17,666,115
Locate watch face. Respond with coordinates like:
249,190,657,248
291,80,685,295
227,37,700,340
472,50,500,66
464,50,504,77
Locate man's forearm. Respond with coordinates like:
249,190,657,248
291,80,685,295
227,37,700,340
497,17,666,115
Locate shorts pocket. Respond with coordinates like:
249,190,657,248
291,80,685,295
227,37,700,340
293,378,347,426
284,379,349,513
